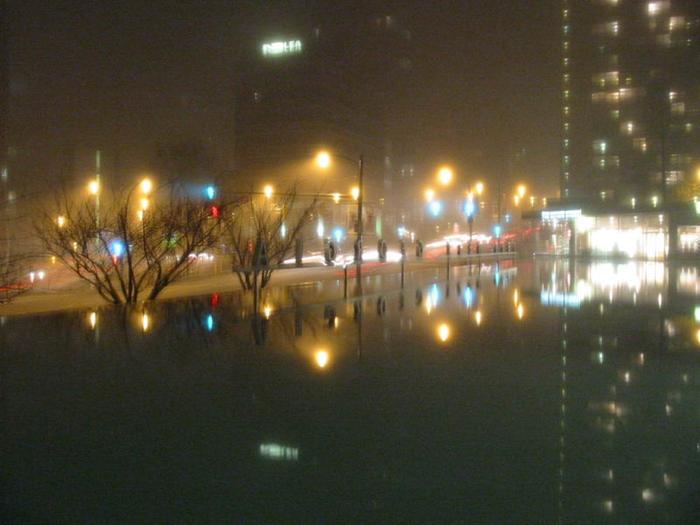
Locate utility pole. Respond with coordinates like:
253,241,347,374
356,154,364,279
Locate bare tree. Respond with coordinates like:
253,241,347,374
36,183,222,304
224,189,317,295
0,193,33,303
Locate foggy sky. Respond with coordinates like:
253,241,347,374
6,0,561,193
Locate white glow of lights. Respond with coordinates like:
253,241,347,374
262,40,302,56
542,209,582,221
259,443,299,461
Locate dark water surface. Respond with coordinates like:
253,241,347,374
3,260,700,524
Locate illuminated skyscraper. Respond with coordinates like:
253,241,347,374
561,0,700,205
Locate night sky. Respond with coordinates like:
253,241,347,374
6,0,561,193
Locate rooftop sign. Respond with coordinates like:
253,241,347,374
262,40,302,56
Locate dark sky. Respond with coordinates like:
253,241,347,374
7,0,561,193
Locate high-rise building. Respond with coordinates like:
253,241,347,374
1,1,8,191
233,10,415,197
561,0,700,205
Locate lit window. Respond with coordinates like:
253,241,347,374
593,71,619,88
633,138,648,152
564,106,570,116
610,109,620,120
593,140,608,154
647,1,669,16
668,91,678,102
671,102,685,115
594,21,619,36
622,121,635,134
666,171,682,185
669,16,685,31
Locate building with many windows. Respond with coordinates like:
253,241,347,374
560,0,700,204
528,1,700,259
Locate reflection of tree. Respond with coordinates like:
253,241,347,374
36,183,221,304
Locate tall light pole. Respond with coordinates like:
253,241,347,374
315,150,365,277
95,150,101,229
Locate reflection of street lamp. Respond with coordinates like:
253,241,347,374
314,349,330,369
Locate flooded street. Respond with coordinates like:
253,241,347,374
3,260,700,524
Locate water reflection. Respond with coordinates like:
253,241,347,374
2,260,700,523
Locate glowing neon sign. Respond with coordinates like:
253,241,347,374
262,40,302,56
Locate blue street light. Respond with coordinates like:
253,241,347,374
493,224,502,238
110,240,125,258
333,227,344,243
205,185,216,200
429,200,443,217
464,197,477,218
205,314,215,332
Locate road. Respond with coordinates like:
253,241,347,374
0,252,516,317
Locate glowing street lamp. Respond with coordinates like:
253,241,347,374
139,197,150,211
351,186,360,201
425,188,435,202
56,215,66,228
88,179,100,195
315,151,332,169
332,192,341,203
139,178,153,195
263,184,273,199
475,181,484,196
517,184,526,199
438,166,454,186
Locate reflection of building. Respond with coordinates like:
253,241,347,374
560,0,700,203
532,259,700,522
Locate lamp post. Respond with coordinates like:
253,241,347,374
465,192,476,254
315,151,365,277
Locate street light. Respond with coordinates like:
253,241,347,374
465,192,477,252
263,184,273,199
140,178,153,195
56,215,66,228
438,166,454,186
315,149,365,271
88,180,100,195
517,184,526,199
315,151,332,170
425,188,435,202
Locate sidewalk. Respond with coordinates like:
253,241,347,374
0,253,516,317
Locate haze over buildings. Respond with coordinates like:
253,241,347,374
3,1,560,199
